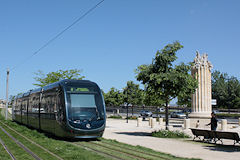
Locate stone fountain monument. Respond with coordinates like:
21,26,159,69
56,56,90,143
188,51,213,127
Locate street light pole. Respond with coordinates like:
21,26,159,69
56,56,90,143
5,68,9,120
126,104,128,123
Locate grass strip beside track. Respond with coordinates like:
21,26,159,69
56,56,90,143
71,142,120,160
0,125,42,160
0,127,34,160
0,121,63,160
74,141,134,160
92,140,169,160
88,141,149,160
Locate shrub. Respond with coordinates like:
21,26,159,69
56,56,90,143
127,116,138,120
152,129,190,138
108,115,122,119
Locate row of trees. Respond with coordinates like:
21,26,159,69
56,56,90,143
103,81,164,108
212,71,240,109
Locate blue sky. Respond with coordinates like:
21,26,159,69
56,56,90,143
0,0,239,99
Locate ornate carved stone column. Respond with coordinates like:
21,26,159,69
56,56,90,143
189,52,213,118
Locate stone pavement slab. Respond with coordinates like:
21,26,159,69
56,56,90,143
103,119,240,160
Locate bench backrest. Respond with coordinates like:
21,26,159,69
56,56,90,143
190,128,213,139
215,131,240,141
191,128,240,142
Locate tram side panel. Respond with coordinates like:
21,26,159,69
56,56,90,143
40,88,56,134
28,92,40,129
21,97,28,125
54,89,68,137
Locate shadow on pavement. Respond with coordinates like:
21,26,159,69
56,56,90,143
115,132,152,136
185,139,240,153
203,145,240,153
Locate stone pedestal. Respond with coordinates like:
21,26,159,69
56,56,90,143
189,52,213,119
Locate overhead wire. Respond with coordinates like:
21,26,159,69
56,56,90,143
11,0,105,71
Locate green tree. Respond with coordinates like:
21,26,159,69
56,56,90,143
33,69,85,87
123,81,144,115
212,70,240,110
136,41,197,129
104,87,124,107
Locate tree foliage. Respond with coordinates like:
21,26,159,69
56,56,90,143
103,87,124,107
122,81,143,106
136,41,197,129
212,70,240,109
33,69,85,87
142,86,164,107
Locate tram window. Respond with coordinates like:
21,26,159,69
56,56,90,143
70,94,96,108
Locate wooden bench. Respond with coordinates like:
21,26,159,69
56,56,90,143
215,131,240,145
190,128,240,145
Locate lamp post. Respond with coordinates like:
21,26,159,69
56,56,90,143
126,103,128,123
5,68,9,120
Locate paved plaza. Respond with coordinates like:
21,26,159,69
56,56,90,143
103,118,240,160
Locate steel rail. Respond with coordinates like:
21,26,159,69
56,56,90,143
0,135,16,160
0,125,42,160
0,121,63,160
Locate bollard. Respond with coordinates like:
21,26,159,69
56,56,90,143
151,118,156,128
159,118,163,125
117,109,120,115
221,119,227,131
184,119,190,129
149,117,152,126
137,117,142,127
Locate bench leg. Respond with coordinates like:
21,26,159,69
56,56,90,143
215,139,223,144
193,136,201,141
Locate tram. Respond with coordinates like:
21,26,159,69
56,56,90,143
12,79,106,138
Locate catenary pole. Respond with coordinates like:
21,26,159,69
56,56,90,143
5,68,9,120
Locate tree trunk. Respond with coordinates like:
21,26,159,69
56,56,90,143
165,100,169,130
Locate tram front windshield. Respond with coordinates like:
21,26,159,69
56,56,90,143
66,85,104,121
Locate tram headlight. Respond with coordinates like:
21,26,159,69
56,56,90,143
86,123,91,129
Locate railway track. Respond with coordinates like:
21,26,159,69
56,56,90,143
0,125,42,160
72,142,124,160
0,136,16,160
72,140,172,160
96,140,172,160
0,121,63,160
0,120,63,160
